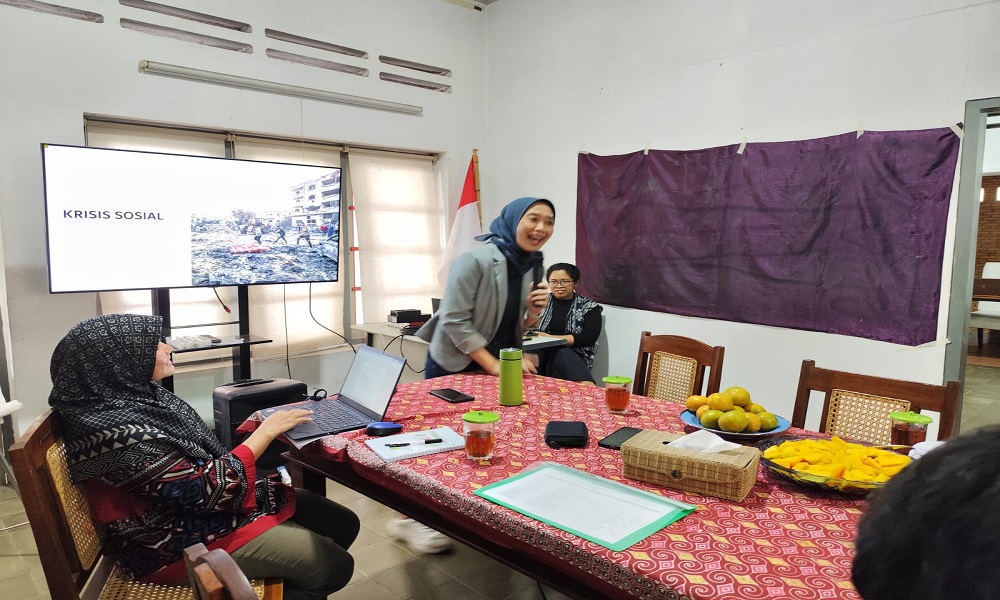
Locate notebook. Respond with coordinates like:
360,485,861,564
364,426,465,462
260,345,406,440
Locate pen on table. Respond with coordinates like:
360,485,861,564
386,438,443,448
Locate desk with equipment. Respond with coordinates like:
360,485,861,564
351,322,567,351
276,375,865,600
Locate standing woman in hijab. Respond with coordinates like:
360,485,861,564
418,197,554,378
48,314,359,600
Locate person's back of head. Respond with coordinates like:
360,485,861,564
852,424,1000,600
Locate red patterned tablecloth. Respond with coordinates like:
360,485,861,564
284,374,865,600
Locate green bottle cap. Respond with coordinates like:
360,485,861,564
602,376,633,385
462,410,499,424
889,411,933,425
500,347,522,360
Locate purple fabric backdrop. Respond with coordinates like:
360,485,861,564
575,128,960,346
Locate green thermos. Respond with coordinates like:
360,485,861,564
498,347,523,406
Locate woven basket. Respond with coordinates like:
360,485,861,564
622,429,760,502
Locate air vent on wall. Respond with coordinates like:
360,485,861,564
119,0,250,32
265,29,367,59
121,18,252,53
266,49,368,77
379,72,451,93
379,55,451,76
0,0,102,22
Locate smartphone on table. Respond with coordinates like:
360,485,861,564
597,426,643,450
429,388,475,403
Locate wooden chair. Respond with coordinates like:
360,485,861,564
184,544,277,600
791,359,961,445
9,410,279,599
633,331,725,403
970,262,1000,350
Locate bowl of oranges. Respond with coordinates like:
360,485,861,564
756,434,912,495
680,387,790,441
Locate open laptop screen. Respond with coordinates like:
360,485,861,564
339,345,405,414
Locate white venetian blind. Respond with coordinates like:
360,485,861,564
350,151,443,324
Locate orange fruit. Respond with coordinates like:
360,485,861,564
707,392,733,412
744,413,762,433
758,412,779,432
699,409,724,429
747,403,767,414
724,386,751,407
696,404,711,420
685,395,710,412
717,409,749,433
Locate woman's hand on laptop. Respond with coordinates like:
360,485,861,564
242,408,314,461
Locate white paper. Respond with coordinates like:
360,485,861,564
666,429,740,453
480,464,687,543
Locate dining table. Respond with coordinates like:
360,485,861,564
253,374,868,600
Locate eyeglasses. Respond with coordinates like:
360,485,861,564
548,279,574,288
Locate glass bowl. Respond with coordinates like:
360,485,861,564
756,434,910,496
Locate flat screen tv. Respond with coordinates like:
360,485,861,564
41,144,342,293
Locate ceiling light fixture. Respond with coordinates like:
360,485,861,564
138,60,423,116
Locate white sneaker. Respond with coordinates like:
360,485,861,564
386,517,453,554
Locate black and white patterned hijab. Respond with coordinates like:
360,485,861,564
48,314,227,483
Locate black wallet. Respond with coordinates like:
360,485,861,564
544,421,589,449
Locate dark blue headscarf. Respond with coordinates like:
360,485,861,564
475,197,555,275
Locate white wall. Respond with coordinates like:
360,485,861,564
483,0,1000,426
985,124,1000,174
0,0,487,431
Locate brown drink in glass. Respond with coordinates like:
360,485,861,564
889,411,932,446
463,410,498,460
602,376,633,414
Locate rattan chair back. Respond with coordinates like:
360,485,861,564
10,410,278,600
791,360,961,442
633,331,725,399
647,351,699,404
825,390,911,445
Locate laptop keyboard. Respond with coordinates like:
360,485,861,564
310,404,362,430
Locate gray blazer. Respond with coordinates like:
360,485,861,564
417,243,533,372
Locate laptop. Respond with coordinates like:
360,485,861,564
261,345,406,440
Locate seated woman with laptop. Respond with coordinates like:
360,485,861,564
48,314,360,599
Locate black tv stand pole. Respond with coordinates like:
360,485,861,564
152,285,263,392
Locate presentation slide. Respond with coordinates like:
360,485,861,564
42,144,340,292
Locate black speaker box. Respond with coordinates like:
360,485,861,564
212,378,308,472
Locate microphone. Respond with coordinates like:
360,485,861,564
532,256,545,290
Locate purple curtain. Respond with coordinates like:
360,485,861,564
576,128,960,346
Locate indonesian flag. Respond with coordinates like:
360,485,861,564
437,157,483,288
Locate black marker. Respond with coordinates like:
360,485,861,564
386,443,409,448
424,438,443,444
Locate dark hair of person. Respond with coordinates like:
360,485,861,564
852,424,1000,600
546,263,580,282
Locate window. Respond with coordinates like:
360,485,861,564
350,151,443,323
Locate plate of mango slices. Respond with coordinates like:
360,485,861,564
756,435,912,496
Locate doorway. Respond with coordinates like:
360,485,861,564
946,100,1000,434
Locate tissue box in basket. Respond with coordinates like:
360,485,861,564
621,430,761,502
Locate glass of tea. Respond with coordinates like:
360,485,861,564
462,410,499,460
889,411,933,446
601,376,633,414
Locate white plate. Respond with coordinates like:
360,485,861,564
678,410,791,440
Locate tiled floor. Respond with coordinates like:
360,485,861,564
0,477,573,600
3,359,999,599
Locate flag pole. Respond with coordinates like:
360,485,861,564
472,148,483,227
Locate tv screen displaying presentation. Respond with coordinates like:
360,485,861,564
42,144,342,293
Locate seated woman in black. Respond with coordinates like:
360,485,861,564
535,263,602,383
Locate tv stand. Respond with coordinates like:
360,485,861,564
152,285,272,391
